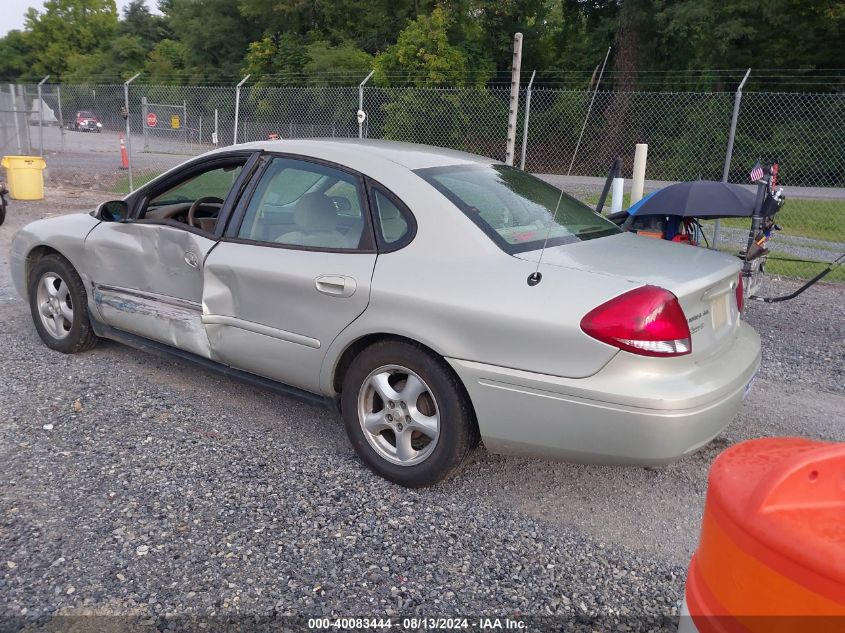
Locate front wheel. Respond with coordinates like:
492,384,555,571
28,254,98,354
341,340,477,487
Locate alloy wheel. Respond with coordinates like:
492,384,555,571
357,364,440,466
36,272,73,340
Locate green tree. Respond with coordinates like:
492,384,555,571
0,30,33,81
24,0,119,78
303,41,374,81
144,39,189,81
162,0,262,81
374,7,487,87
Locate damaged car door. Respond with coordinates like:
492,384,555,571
85,153,257,357
202,156,378,392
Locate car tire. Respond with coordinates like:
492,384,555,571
28,254,98,354
341,340,478,487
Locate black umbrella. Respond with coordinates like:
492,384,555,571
627,180,758,218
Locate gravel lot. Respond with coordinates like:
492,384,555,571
1,189,842,631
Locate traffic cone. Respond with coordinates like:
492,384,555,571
681,438,845,633
119,134,129,170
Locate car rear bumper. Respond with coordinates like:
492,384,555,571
446,321,761,465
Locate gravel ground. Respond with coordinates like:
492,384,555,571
0,189,842,632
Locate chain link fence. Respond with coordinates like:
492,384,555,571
1,80,842,282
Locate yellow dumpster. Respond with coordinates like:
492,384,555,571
1,155,46,200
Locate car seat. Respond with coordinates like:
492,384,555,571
277,193,350,248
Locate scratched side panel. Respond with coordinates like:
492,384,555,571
92,286,211,358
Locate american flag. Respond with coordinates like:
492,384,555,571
749,160,764,183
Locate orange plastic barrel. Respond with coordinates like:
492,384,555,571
684,438,845,633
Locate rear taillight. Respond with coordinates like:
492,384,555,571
736,272,744,314
580,285,691,357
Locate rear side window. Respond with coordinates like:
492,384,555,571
417,164,620,253
373,189,410,244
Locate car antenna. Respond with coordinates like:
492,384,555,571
529,46,611,287
527,189,564,286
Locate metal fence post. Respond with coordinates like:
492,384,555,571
141,96,149,151
233,74,250,145
359,70,374,139
37,75,50,157
124,72,141,192
714,68,751,248
19,84,31,153
9,84,22,153
56,84,65,152
519,70,536,170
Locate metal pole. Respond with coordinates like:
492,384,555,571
714,68,751,248
505,33,523,166
519,70,536,170
56,84,65,153
233,74,250,145
214,108,219,146
124,72,141,192
358,70,374,139
9,84,22,153
141,96,149,151
37,75,50,157
183,100,187,147
19,85,31,154
567,46,611,176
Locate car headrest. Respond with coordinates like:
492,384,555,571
294,193,337,233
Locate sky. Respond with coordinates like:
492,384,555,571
2,0,161,36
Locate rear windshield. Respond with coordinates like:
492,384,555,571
417,164,620,253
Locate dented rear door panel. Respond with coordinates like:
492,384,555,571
202,242,376,393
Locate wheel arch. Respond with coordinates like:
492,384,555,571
330,333,478,432
25,245,69,293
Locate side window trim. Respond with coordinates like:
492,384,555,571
223,153,378,253
364,177,417,253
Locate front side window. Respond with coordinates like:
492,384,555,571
238,157,366,250
140,160,247,233
417,164,620,253
149,164,244,208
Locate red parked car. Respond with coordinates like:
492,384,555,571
73,111,102,133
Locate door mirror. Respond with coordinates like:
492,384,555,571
96,200,129,222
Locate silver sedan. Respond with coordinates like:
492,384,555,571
10,140,761,487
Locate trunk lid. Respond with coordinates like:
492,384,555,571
517,232,742,357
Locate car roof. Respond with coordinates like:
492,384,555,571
225,138,499,170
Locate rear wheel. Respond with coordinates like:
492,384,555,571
28,254,98,354
341,340,477,487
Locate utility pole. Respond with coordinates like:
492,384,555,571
505,33,523,166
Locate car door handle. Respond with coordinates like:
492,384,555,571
184,251,199,268
315,275,356,298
